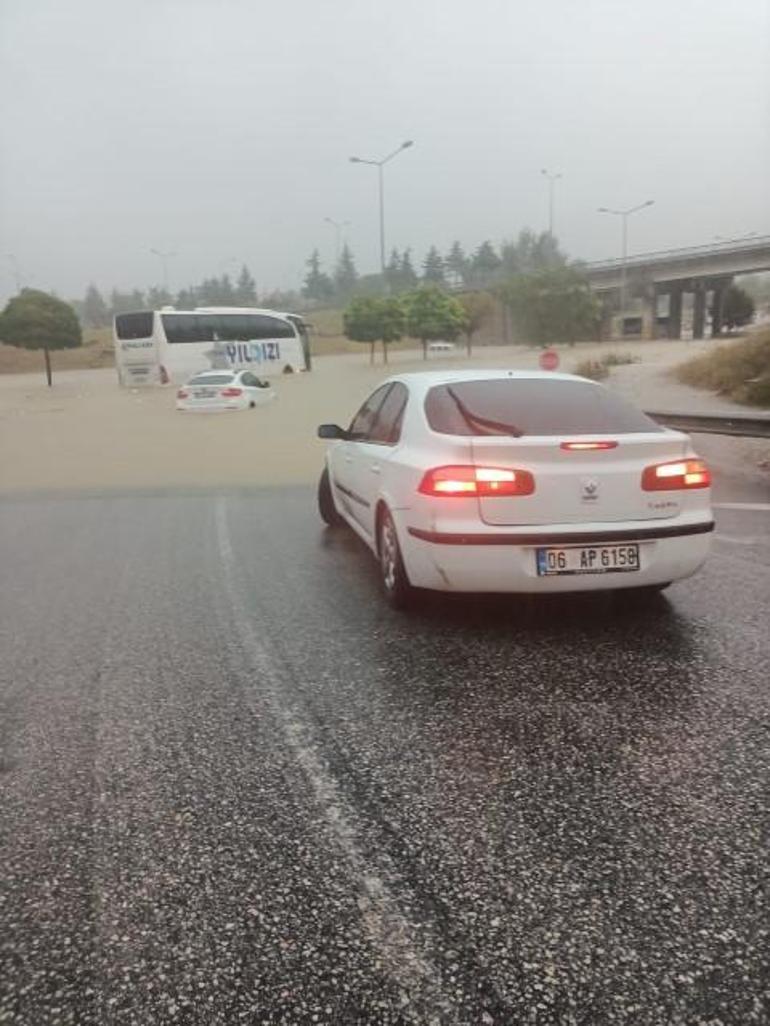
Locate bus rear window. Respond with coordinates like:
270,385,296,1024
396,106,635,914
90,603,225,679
424,378,662,436
115,312,154,339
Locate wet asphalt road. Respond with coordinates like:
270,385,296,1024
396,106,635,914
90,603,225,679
1,488,769,1026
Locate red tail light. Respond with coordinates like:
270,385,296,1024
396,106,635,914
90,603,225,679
642,458,711,491
177,388,189,399
220,387,243,398
160,365,169,385
418,465,535,497
561,440,618,451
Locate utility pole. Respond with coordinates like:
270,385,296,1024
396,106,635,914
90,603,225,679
540,169,562,237
150,248,176,293
324,218,351,265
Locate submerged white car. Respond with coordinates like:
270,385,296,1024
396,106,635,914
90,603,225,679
176,370,275,412
317,370,713,606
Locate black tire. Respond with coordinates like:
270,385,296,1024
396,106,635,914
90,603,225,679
318,467,343,526
377,508,414,609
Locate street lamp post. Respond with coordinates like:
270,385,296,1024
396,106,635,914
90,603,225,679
324,218,351,265
150,248,175,293
349,141,414,282
540,169,562,237
597,200,654,333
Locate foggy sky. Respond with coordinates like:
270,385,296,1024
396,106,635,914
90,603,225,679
1,0,769,304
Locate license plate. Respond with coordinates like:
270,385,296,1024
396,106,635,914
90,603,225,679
536,543,640,576
193,388,217,398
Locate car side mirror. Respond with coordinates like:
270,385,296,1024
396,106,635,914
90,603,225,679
317,423,348,440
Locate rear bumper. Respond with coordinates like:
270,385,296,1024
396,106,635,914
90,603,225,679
176,401,247,412
396,514,713,593
407,520,714,546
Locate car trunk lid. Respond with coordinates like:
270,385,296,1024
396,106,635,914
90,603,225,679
472,433,689,526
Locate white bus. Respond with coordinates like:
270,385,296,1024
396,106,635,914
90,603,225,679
113,306,310,386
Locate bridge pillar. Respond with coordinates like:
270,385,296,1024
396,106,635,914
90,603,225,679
693,282,706,339
710,280,729,337
668,287,683,339
641,287,657,340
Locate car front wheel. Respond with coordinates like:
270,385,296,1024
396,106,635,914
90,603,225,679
318,467,343,526
378,509,414,609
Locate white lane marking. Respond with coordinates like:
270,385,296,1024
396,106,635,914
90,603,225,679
215,499,458,1026
713,502,770,512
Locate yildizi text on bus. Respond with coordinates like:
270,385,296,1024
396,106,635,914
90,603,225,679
113,307,310,386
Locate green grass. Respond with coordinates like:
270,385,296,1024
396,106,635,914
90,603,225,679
675,330,770,408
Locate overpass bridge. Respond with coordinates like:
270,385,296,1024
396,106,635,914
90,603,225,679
584,235,770,339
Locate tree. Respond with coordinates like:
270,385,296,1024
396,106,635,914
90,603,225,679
302,249,334,302
445,241,469,286
343,295,405,363
721,284,755,331
499,266,599,346
82,284,109,328
0,288,82,386
501,229,567,276
334,244,358,300
110,288,146,314
457,291,496,356
422,246,446,286
385,248,401,293
404,286,466,359
399,249,418,290
469,241,501,287
174,287,198,310
235,265,258,305
146,285,174,308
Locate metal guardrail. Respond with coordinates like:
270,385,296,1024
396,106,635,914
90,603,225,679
646,411,770,438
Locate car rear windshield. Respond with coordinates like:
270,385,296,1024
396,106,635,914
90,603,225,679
115,312,154,339
425,378,662,436
189,374,235,385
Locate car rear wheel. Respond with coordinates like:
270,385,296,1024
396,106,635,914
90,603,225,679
318,467,343,526
378,509,413,609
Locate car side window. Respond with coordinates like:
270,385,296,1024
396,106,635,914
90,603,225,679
241,372,261,387
348,384,392,440
369,382,408,445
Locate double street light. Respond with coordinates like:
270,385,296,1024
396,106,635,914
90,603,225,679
597,200,655,327
349,140,414,279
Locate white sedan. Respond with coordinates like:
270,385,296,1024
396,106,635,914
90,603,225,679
317,370,713,607
176,370,275,412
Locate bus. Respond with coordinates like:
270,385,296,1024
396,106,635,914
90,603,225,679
113,306,310,386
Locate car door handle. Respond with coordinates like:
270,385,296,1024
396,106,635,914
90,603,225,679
370,464,381,474
344,455,353,464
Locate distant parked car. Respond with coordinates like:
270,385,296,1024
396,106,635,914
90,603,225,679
176,370,275,412
427,341,456,353
316,370,713,607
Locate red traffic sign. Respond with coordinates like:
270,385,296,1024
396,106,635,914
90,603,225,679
539,347,559,371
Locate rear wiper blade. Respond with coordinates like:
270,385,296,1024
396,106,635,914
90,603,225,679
445,386,524,437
